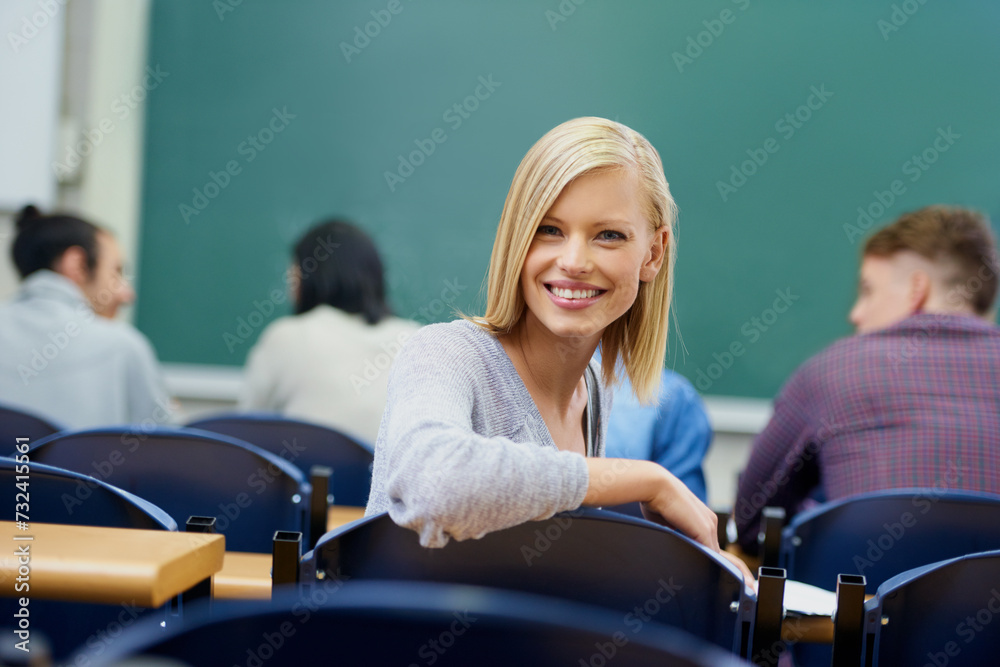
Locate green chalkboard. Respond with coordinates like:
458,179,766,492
137,0,1000,398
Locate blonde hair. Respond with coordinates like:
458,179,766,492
471,117,677,403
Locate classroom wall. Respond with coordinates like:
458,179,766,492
0,0,150,316
137,1,1000,400
0,0,63,211
13,1,994,508
6,2,1000,413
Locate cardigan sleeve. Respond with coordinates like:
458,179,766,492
368,324,591,548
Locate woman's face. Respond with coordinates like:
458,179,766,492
518,168,667,343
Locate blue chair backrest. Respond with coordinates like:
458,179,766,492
29,427,310,552
864,549,1000,666
0,460,175,661
781,489,1000,593
0,403,62,454
303,508,752,654
187,412,374,506
0,458,176,530
86,581,752,667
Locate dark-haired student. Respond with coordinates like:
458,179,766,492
735,205,1000,552
0,205,173,428
238,220,420,446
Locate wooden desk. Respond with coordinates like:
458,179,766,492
0,522,224,607
214,551,272,600
724,544,874,644
214,505,367,601
327,505,365,531
783,614,834,643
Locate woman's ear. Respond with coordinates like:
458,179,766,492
639,227,669,283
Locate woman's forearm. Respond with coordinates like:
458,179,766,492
582,458,720,552
582,458,663,506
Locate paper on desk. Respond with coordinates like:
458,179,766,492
783,580,837,616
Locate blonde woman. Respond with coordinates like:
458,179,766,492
366,118,751,579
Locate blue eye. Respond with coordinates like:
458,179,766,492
598,230,626,241
537,225,560,236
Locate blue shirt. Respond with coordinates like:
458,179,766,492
605,367,712,502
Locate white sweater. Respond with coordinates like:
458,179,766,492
366,319,609,547
239,305,420,446
0,270,172,429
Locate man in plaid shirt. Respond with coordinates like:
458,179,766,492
735,206,1000,552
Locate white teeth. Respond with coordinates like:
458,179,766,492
551,287,599,299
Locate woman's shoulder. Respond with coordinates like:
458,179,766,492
394,320,506,381
249,313,301,346
401,318,501,358
387,319,512,403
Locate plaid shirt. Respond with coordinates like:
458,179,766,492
735,313,1000,551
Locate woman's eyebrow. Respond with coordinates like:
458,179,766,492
542,214,637,227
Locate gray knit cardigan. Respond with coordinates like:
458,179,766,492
365,319,611,547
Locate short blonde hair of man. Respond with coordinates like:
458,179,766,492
864,205,999,315
471,117,677,404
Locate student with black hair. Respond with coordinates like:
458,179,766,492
0,205,172,428
238,219,420,445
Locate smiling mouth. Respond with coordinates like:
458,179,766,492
545,284,606,300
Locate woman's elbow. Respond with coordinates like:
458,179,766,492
385,473,482,547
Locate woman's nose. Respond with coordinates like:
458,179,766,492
556,236,592,274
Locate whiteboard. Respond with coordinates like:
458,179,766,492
0,0,64,211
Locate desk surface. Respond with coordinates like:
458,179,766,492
0,522,225,607
328,505,365,530
214,551,272,600
213,505,367,601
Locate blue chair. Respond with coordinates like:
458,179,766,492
29,427,311,552
863,549,1000,666
780,489,1000,593
187,412,374,507
0,458,176,530
303,508,756,656
83,581,752,667
779,489,1000,667
0,403,62,454
0,459,177,661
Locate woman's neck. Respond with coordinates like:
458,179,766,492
498,315,601,413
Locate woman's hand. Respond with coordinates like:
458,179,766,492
638,473,720,550
583,458,756,584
